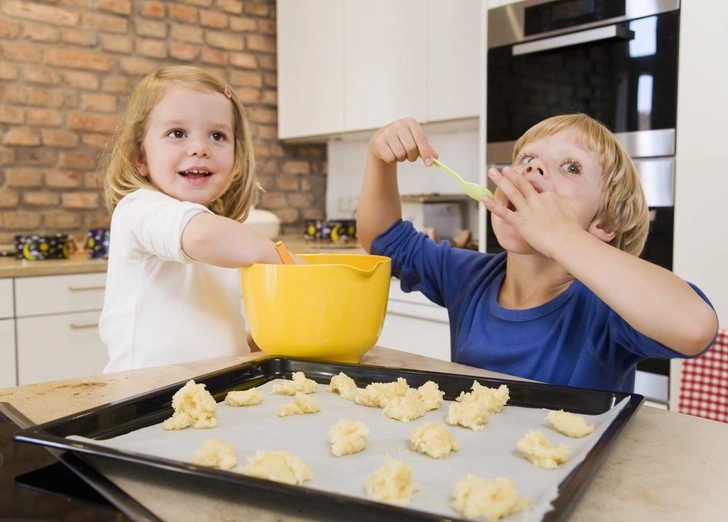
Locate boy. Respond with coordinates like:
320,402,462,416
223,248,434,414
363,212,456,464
357,114,717,392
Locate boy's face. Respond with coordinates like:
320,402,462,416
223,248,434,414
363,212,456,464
136,85,236,207
492,128,604,254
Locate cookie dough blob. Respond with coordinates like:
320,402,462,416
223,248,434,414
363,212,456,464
278,391,322,417
409,422,460,459
272,372,318,395
547,409,595,438
446,400,489,431
163,380,218,430
355,378,410,408
457,381,510,413
225,388,263,407
239,450,313,485
417,380,445,411
451,475,531,521
383,388,426,423
327,372,358,401
329,419,371,456
191,438,237,470
364,460,421,506
517,429,570,470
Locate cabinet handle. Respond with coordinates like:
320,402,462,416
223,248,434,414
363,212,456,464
70,322,99,330
68,285,105,292
512,25,633,56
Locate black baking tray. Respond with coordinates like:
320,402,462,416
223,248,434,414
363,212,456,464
15,357,643,522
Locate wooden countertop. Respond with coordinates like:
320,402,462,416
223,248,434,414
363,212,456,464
1,347,725,522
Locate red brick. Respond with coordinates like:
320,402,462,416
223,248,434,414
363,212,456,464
260,192,286,209
229,70,262,88
28,109,64,127
230,16,256,32
45,170,82,188
81,93,117,113
24,66,62,85
119,56,158,75
282,160,310,175
19,149,56,166
170,5,198,23
23,191,60,206
100,33,133,54
63,71,101,90
247,34,275,53
264,72,277,88
64,91,80,109
0,147,16,166
3,128,40,146
288,192,313,209
170,24,204,44
22,22,60,42
84,172,105,189
41,129,80,147
3,84,25,104
247,106,276,124
6,168,43,187
60,152,96,170
96,0,132,16
0,189,20,208
230,52,256,69
258,19,275,34
28,87,48,105
0,62,19,80
205,31,243,51
82,133,112,151
69,113,120,133
1,41,42,63
236,87,260,104
44,211,83,229
261,89,277,105
250,123,277,140
200,48,228,65
134,18,167,38
0,105,25,125
258,54,276,70
102,75,132,94
245,3,269,17
49,90,65,108
1,2,79,27
0,18,21,38
200,10,228,28
85,213,111,229
82,12,129,34
177,0,213,7
61,28,97,47
136,38,168,58
302,208,324,220
0,210,42,229
43,48,113,71
62,192,100,209
276,175,299,191
170,42,200,61
140,1,166,18
275,207,299,225
218,0,244,15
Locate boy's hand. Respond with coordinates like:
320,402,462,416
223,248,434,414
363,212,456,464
483,165,590,259
368,117,438,166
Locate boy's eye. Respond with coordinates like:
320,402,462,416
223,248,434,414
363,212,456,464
168,130,185,139
210,132,226,142
563,162,580,174
521,156,533,164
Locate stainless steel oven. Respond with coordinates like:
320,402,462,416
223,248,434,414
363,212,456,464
485,0,681,404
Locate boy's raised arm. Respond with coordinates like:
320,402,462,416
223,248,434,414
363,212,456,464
357,118,438,252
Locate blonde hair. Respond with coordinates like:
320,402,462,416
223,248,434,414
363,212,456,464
512,113,650,257
103,65,259,222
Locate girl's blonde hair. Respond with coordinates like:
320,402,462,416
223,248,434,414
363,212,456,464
512,113,650,257
103,65,259,222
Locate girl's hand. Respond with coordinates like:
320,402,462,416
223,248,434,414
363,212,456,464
483,165,588,259
368,117,438,166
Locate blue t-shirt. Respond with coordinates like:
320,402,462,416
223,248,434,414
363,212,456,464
372,220,714,392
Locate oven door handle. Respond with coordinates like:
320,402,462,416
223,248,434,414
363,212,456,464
513,25,634,56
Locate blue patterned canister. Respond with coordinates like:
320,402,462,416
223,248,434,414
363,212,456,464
86,229,110,259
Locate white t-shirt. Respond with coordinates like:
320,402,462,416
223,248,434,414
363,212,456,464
100,189,249,372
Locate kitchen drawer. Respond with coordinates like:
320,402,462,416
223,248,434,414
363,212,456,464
0,319,16,388
0,279,13,319
15,273,106,317
16,310,108,385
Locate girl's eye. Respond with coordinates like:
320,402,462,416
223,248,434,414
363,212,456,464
562,162,581,175
210,132,226,142
168,130,185,139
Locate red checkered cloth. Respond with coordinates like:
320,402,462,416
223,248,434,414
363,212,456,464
678,329,728,423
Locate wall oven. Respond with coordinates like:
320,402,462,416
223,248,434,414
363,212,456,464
486,0,680,405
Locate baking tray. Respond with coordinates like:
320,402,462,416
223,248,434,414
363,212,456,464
15,357,643,521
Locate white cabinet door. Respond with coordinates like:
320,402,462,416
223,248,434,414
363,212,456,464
0,319,15,388
378,312,451,362
427,0,482,122
344,0,427,132
15,273,106,317
277,0,344,139
17,310,108,385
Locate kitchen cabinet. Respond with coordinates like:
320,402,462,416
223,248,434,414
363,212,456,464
0,278,15,388
277,0,482,140
14,273,108,385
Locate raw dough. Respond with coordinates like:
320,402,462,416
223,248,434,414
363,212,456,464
517,429,570,470
329,419,371,456
457,381,510,413
191,438,237,470
163,380,218,430
327,372,358,401
272,372,318,395
355,377,409,408
446,400,489,431
547,409,595,438
278,391,321,417
451,475,531,520
225,388,263,407
417,380,445,411
239,450,312,485
383,388,427,423
409,422,460,459
364,460,421,506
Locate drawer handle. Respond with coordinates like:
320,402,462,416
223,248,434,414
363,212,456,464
70,322,99,330
68,285,105,292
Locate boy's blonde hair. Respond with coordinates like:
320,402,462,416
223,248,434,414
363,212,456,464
512,113,650,257
103,65,259,222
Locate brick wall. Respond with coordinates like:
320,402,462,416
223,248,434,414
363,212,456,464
0,0,326,245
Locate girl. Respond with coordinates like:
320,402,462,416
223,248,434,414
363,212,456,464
100,66,297,372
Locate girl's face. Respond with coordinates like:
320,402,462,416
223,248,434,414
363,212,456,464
492,128,604,253
137,85,235,207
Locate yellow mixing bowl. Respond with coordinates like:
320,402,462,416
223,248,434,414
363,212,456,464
241,254,391,363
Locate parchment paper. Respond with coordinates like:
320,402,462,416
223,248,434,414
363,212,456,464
72,379,628,522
